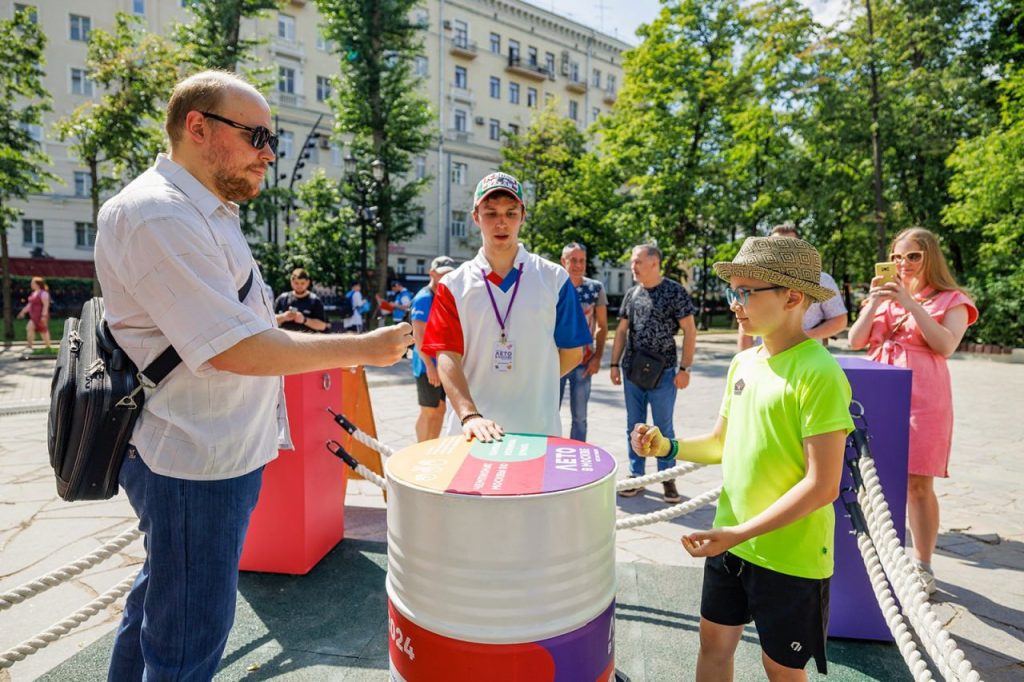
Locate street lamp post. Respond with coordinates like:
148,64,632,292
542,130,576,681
343,154,385,299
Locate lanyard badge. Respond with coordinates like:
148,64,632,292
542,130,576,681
483,264,524,372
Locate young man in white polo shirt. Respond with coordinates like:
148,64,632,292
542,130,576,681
421,172,592,441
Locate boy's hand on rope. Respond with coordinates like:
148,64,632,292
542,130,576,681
631,423,671,458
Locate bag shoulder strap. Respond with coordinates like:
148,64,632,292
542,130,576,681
139,270,255,385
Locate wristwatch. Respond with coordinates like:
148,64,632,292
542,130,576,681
678,366,689,372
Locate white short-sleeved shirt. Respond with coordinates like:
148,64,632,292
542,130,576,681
95,154,287,480
803,271,848,332
421,244,592,437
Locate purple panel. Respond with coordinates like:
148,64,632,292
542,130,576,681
831,357,911,641
538,600,615,681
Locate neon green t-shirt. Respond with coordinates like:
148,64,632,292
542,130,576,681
715,339,854,580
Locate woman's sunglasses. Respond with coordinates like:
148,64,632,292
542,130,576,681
889,251,924,263
200,111,279,154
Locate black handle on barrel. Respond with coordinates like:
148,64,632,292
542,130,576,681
326,407,357,435
326,439,360,470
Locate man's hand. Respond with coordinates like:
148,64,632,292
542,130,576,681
425,362,441,387
610,366,622,385
584,354,601,377
673,370,690,390
630,423,670,458
361,322,413,366
462,415,505,443
681,527,744,558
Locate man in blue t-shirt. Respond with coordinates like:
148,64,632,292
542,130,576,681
410,256,456,441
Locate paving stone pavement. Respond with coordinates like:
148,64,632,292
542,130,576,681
0,338,1021,680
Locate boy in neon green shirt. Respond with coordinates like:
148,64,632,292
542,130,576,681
632,236,853,680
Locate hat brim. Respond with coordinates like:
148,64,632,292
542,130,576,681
713,262,836,303
474,186,525,208
434,267,455,275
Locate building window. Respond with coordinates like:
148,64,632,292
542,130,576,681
451,162,467,185
74,171,92,197
330,143,343,166
413,8,429,27
593,107,601,122
278,66,295,94
527,87,537,107
316,32,335,52
454,109,467,132
453,19,468,48
454,65,467,89
607,74,616,92
278,14,296,41
509,82,519,104
279,130,294,159
20,122,42,143
508,39,520,61
489,32,500,54
489,76,500,99
416,258,426,275
22,219,43,246
316,76,331,102
416,211,426,234
569,100,578,121
527,46,538,66
450,210,467,238
14,4,37,23
545,92,554,105
70,68,93,96
69,14,91,42
569,62,580,82
508,123,520,136
76,222,97,249
592,68,601,87
545,52,555,74
397,257,407,274
489,118,500,141
132,0,145,14
414,155,426,180
617,272,625,293
415,55,428,77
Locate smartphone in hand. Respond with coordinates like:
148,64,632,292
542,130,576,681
875,262,897,286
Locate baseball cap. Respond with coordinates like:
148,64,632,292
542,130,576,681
474,172,525,208
430,255,456,274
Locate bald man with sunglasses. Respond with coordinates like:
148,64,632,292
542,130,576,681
95,71,411,681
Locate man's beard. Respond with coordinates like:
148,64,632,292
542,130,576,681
212,166,262,203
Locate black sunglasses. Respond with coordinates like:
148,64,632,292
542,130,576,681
200,111,279,154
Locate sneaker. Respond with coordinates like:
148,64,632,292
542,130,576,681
662,480,681,504
618,476,643,497
915,564,936,596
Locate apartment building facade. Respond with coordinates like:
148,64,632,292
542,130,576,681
8,0,632,294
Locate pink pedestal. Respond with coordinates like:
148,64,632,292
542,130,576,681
240,370,347,575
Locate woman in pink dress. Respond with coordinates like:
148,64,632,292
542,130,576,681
849,228,977,596
16,276,52,351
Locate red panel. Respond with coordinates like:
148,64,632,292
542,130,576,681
239,369,348,574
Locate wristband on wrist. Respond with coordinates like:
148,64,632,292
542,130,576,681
610,363,620,368
659,438,679,460
460,412,483,426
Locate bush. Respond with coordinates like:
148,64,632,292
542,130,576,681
11,276,94,318
964,274,1024,348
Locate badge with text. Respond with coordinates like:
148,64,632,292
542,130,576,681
493,340,515,372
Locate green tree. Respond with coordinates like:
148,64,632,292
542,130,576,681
286,169,359,291
0,9,57,343
500,102,623,263
56,13,183,295
317,0,434,321
176,0,280,76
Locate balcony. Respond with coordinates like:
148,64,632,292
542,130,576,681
448,84,474,105
603,87,618,105
274,91,307,108
505,55,551,82
269,36,305,60
445,129,474,144
565,77,587,94
449,36,478,59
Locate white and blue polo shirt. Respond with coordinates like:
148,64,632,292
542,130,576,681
422,244,592,437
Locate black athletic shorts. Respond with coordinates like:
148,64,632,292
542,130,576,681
701,551,830,674
415,371,446,408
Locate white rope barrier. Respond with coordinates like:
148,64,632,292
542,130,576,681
353,461,388,490
615,487,722,530
855,451,981,681
350,428,395,459
615,461,705,491
0,399,49,417
0,570,139,670
0,526,141,612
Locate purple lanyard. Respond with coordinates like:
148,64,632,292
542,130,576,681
482,263,524,342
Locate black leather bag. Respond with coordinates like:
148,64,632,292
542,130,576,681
47,272,253,501
628,348,668,390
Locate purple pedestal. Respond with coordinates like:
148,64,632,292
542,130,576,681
829,356,911,641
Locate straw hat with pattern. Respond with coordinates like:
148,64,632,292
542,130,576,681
713,237,836,303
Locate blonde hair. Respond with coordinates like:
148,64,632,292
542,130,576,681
30,276,48,291
165,70,258,147
889,227,962,293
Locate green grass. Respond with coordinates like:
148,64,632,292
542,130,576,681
8,317,60,345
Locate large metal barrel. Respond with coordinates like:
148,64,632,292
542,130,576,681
385,433,618,681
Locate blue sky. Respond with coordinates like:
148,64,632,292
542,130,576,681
542,0,847,45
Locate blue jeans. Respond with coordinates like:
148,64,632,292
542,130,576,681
108,450,264,681
624,369,678,476
559,364,592,442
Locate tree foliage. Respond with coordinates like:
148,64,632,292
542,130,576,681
176,0,280,80
315,0,434,320
0,9,57,342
